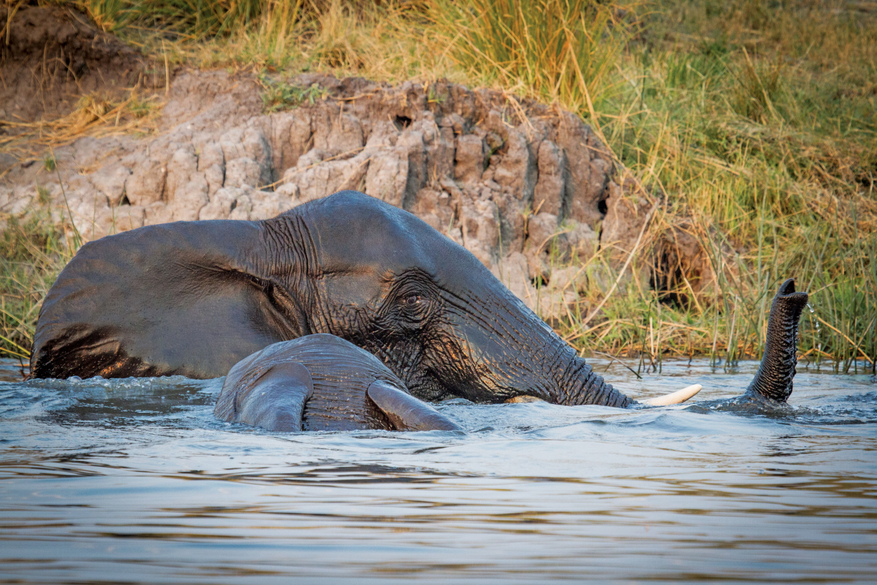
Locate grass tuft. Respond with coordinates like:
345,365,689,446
0,199,78,361
259,75,328,112
429,0,632,118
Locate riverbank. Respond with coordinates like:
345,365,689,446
1,1,874,371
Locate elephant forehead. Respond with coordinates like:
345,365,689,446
304,191,479,280
317,217,432,273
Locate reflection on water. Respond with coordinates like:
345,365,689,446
1,358,876,583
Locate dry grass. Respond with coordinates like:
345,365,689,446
0,92,161,161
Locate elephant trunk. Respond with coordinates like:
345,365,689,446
745,278,809,403
456,297,638,407
553,353,635,407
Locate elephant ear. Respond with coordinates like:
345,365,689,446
367,381,462,431
215,361,314,432
31,220,308,379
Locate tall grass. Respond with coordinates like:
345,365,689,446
63,0,443,76
429,0,630,116
0,194,77,362
73,0,305,36
591,0,877,371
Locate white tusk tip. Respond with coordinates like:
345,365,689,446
642,384,702,406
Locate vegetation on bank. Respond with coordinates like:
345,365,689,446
0,191,74,362
1,0,875,373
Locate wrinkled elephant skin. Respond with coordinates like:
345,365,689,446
744,278,809,403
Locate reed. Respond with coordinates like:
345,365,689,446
0,195,76,361
570,0,877,371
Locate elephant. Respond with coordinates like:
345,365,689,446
215,333,461,432
30,190,808,408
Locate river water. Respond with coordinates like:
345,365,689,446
1,357,876,583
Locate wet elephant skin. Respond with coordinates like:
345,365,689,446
215,334,460,432
744,279,809,403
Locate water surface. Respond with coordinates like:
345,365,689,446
2,358,876,583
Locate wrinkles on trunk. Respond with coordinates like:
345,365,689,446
745,279,809,403
554,349,634,407
445,288,639,407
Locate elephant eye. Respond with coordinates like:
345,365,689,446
398,293,429,324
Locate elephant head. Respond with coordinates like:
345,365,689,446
214,334,461,432
279,191,644,406
32,191,801,407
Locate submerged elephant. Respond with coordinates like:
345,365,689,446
31,190,808,407
217,281,807,433
215,334,460,432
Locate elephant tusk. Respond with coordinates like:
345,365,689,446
642,384,702,406
506,395,543,403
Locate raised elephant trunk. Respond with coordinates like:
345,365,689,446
559,279,808,406
744,278,809,402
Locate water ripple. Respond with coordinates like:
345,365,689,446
2,358,876,583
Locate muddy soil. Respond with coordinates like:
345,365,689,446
0,5,711,318
0,4,158,123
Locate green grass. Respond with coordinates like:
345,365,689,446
0,195,77,362
597,0,876,371
3,0,875,372
259,74,328,111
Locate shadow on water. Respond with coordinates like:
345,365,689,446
1,358,877,583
